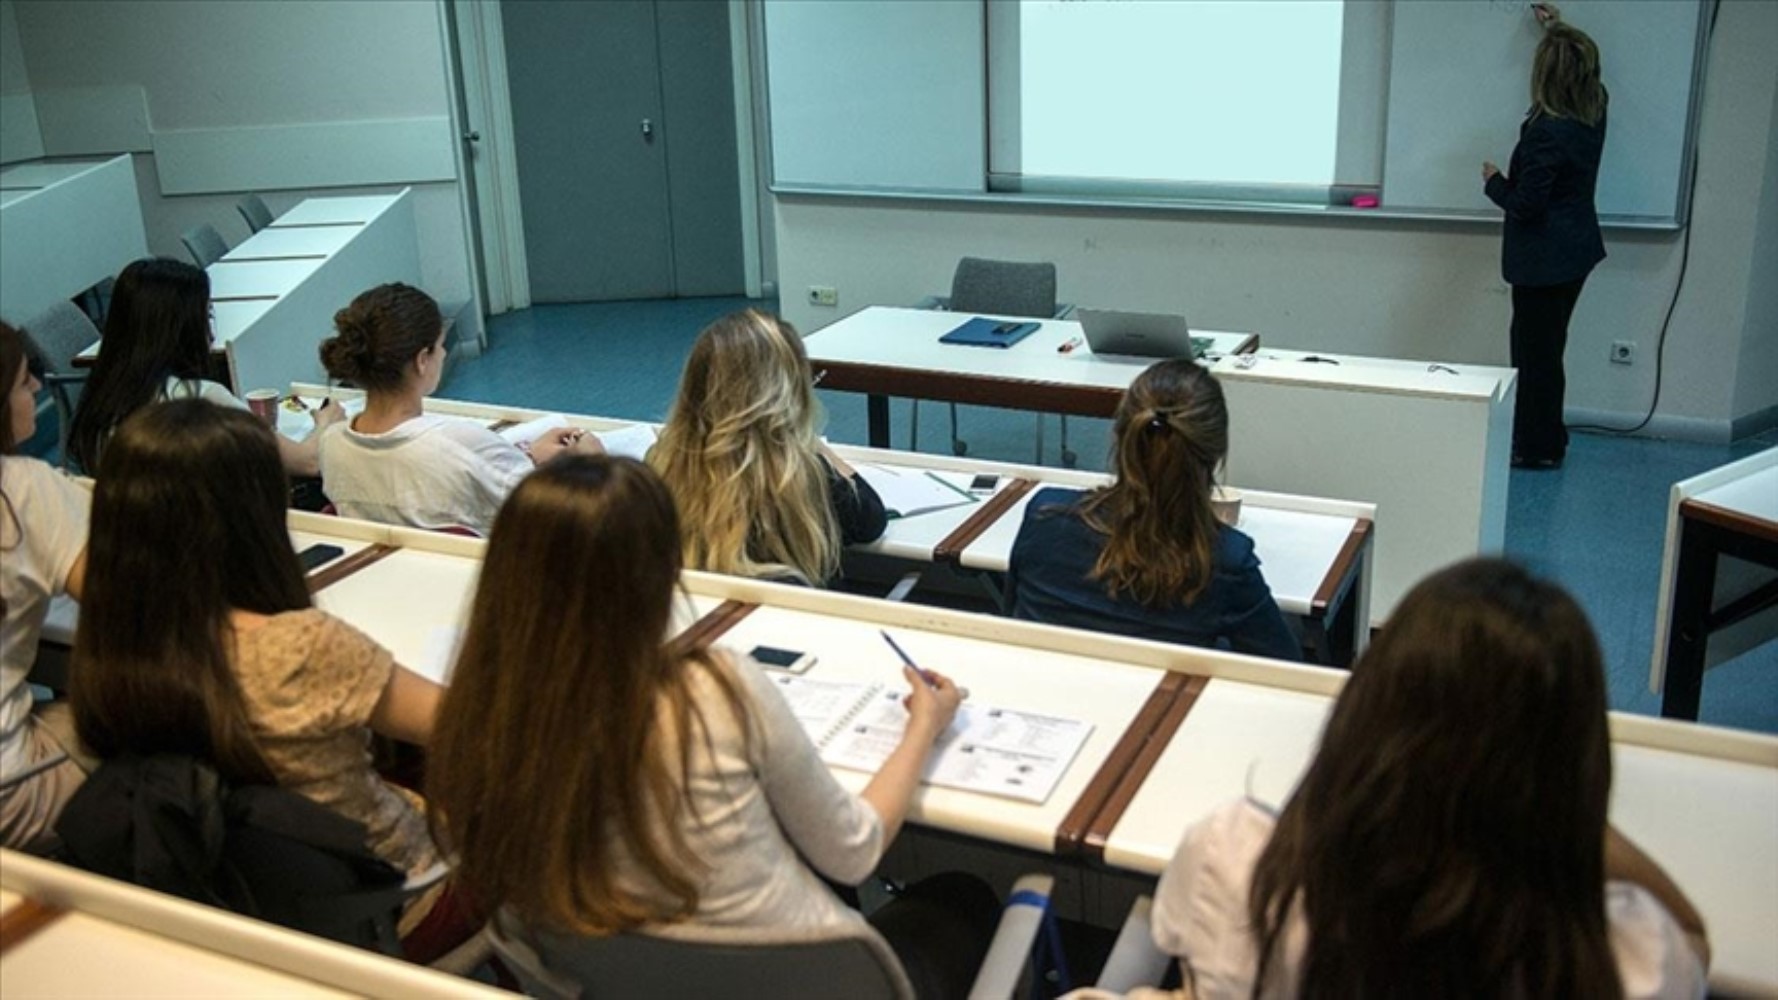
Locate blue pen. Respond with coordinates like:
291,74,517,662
880,630,937,686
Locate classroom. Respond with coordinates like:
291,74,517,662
1,0,1774,996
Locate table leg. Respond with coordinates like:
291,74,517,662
868,394,891,449
1661,518,1717,721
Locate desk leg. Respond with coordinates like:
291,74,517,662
1661,518,1716,721
868,394,891,449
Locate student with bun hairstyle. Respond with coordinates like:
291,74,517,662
69,399,477,960
68,258,340,476
429,456,997,998
0,321,91,853
1007,359,1297,660
649,309,885,585
1146,559,1708,998
317,283,598,535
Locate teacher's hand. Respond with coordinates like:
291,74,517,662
1482,161,1501,183
1532,3,1561,27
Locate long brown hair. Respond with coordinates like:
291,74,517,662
649,309,840,584
71,400,311,784
1246,559,1620,998
1074,359,1227,606
428,456,749,933
1532,22,1607,127
68,258,212,473
0,320,28,454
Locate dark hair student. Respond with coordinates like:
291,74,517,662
1146,559,1710,998
1006,359,1297,659
429,456,997,998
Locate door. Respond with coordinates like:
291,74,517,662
501,0,744,303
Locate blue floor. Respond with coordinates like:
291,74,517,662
442,298,1778,735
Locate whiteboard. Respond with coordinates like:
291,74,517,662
1384,0,1703,222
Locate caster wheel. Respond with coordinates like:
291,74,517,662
952,441,969,457
1061,449,1078,468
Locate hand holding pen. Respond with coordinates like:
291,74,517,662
880,630,967,736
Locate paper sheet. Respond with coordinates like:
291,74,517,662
594,423,659,461
854,464,979,519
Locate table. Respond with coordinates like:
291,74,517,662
268,195,405,228
804,306,1257,450
1651,448,1778,720
0,155,147,325
222,225,359,261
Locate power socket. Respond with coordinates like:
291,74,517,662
807,285,838,307
1610,340,1635,365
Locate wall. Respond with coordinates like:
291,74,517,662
1732,55,1778,435
772,0,1778,441
7,0,480,340
0,0,43,162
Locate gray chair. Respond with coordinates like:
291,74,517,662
915,257,1078,467
236,193,274,233
181,223,229,268
488,873,1056,1000
20,300,101,467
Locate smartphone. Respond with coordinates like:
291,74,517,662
992,321,1022,335
297,543,346,573
750,645,817,674
969,473,1000,493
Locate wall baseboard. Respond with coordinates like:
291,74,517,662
1731,402,1778,441
1564,406,1736,444
152,118,455,195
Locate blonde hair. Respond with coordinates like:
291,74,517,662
649,310,841,584
1532,23,1607,127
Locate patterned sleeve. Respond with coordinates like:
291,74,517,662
300,613,398,733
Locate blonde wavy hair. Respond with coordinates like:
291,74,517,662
650,310,840,583
1532,22,1607,127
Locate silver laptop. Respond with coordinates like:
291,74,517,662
1076,308,1208,359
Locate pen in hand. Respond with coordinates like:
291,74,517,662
880,630,969,700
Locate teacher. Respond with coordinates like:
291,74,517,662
1483,4,1606,471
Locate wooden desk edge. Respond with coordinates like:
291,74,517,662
1079,674,1212,860
306,543,400,594
1054,673,1190,856
1311,519,1373,616
0,897,68,954
1679,498,1778,546
809,360,1123,418
933,479,1040,562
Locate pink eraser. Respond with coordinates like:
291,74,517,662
1351,194,1380,209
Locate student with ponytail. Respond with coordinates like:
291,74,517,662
317,283,599,535
1007,359,1297,660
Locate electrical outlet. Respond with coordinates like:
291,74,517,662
1610,340,1636,365
807,285,838,307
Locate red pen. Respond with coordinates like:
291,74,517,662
1057,337,1084,354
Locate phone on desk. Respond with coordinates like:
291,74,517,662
750,645,816,674
296,543,345,573
969,474,1000,493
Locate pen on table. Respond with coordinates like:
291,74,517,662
879,630,968,699
1057,336,1084,354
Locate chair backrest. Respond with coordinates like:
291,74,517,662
237,193,275,233
491,910,915,1000
21,300,100,375
948,257,1059,319
181,223,230,268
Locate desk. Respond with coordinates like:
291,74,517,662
269,196,403,228
1651,448,1778,720
0,851,502,997
223,225,359,261
0,155,147,325
1092,680,1778,995
804,306,1256,450
205,257,323,301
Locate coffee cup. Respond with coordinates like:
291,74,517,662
1211,486,1243,526
245,388,281,426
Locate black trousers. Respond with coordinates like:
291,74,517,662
1509,277,1587,462
868,872,1001,1000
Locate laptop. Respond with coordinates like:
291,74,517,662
1076,308,1210,360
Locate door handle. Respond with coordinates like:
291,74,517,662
640,118,655,142
461,130,481,143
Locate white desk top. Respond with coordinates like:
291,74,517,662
206,257,322,301
224,225,358,261
268,195,390,228
1210,348,1513,403
805,306,1253,393
1690,460,1778,524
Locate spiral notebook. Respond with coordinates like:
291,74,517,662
769,675,1093,805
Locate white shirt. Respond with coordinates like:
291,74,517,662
317,414,533,535
162,376,247,409
1149,799,1706,1000
0,458,90,778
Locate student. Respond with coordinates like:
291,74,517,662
650,309,885,585
0,322,91,853
317,282,596,535
428,456,998,998
1007,360,1297,660
68,399,476,961
67,257,340,476
1146,559,1709,998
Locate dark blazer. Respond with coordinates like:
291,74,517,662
1485,109,1607,287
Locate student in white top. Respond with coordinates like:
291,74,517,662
1144,559,1709,1000
316,283,598,535
428,456,999,998
67,258,341,476
0,322,91,853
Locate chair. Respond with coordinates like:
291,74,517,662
55,753,441,956
489,873,1057,1000
915,257,1078,466
20,301,101,468
1092,895,1173,994
181,223,230,268
237,193,274,233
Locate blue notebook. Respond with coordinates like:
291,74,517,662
939,317,1041,349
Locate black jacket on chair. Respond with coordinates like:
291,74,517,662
1484,109,1607,288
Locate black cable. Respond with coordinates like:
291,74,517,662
1570,0,1719,435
